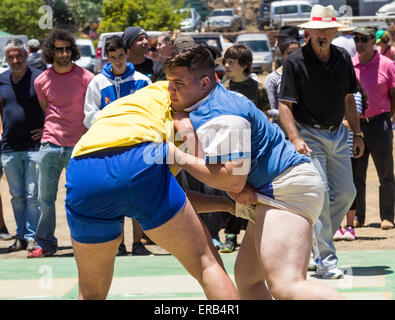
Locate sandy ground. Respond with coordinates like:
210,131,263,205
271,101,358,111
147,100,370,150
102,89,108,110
0,140,394,260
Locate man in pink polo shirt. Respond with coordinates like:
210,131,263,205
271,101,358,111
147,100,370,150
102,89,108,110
352,26,395,230
28,29,94,258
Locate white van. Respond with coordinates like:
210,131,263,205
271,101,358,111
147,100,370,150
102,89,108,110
235,33,272,73
270,0,312,27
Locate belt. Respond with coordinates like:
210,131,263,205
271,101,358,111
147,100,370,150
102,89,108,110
360,112,390,123
311,124,339,131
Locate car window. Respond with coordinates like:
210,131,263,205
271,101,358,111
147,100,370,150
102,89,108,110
210,10,233,17
301,5,312,13
238,40,270,52
78,45,93,57
193,37,222,53
181,10,192,18
274,5,298,14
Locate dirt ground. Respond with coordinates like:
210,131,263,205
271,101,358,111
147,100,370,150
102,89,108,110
0,141,395,260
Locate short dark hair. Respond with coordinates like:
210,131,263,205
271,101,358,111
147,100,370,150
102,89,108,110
164,45,216,79
278,37,300,54
105,36,126,56
41,29,80,64
223,44,252,76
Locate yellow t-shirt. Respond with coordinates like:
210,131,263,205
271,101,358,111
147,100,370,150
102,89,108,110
72,81,174,158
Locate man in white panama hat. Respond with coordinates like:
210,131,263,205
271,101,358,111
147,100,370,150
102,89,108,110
278,4,365,279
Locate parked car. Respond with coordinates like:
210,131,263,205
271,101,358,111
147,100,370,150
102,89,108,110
75,39,95,73
236,33,272,73
179,8,202,32
185,32,233,56
376,1,395,17
270,0,312,28
205,8,242,32
94,31,161,74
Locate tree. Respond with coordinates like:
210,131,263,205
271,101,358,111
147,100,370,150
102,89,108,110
46,0,75,31
0,0,48,38
98,0,185,33
69,0,103,27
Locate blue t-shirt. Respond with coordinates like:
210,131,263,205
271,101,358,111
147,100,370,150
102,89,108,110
0,67,44,152
189,83,309,190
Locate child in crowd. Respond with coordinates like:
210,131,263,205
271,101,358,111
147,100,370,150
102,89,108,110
334,82,368,241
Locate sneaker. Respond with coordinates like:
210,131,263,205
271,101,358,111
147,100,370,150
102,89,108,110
131,242,153,256
381,219,394,230
343,226,356,241
212,238,223,250
27,247,55,258
220,234,237,253
316,267,344,279
116,243,128,256
8,239,27,252
308,255,317,271
333,227,344,241
353,219,364,228
0,226,12,241
26,240,37,252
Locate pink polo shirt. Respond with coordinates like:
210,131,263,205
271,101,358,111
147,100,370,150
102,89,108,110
34,65,94,147
352,51,395,119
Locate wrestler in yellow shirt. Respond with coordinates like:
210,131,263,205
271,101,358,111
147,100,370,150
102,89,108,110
72,81,174,158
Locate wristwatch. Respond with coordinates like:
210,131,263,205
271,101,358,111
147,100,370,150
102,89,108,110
354,132,364,138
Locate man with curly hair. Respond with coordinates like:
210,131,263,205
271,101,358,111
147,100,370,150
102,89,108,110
28,29,94,258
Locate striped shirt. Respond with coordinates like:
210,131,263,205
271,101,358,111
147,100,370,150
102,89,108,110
347,91,363,157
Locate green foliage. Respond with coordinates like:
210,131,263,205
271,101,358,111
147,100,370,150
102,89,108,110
69,0,103,27
0,0,48,38
98,0,185,33
50,0,75,30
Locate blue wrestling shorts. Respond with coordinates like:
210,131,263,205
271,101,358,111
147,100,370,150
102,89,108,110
65,142,186,244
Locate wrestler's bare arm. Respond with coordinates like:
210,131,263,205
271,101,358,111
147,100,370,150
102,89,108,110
186,190,235,215
171,112,249,193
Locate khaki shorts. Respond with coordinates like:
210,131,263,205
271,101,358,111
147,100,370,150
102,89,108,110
235,162,324,225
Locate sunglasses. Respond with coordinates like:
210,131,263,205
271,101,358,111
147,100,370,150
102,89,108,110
54,46,72,53
353,36,373,43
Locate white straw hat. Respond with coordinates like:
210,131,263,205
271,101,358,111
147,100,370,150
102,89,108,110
337,20,357,32
298,5,344,29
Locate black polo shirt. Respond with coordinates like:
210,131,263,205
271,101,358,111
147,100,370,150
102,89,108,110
279,40,357,128
0,67,44,153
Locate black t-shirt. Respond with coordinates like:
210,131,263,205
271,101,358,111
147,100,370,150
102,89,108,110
280,41,357,128
0,68,44,152
134,57,166,83
223,77,270,113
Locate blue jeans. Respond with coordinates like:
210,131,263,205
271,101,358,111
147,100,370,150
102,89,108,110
1,151,40,241
35,142,73,252
296,122,355,272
